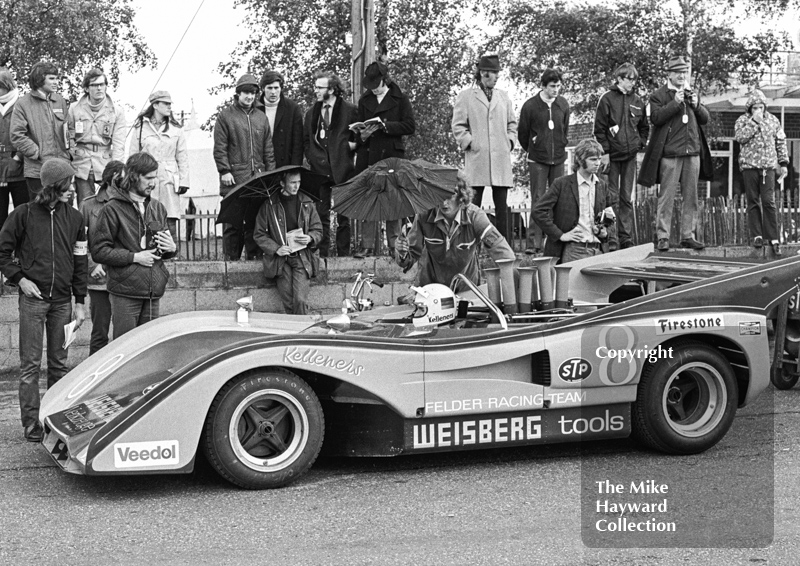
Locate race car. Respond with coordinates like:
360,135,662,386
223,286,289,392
38,249,800,489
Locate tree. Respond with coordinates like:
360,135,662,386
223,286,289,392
0,0,156,97
214,0,478,165
490,0,789,118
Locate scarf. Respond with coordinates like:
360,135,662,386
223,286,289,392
0,89,19,116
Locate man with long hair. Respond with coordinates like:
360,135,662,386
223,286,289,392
0,158,87,442
10,61,70,200
92,152,176,338
532,139,616,264
395,170,515,292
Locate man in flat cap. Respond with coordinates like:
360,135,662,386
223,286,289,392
213,73,276,260
638,54,712,251
452,54,517,245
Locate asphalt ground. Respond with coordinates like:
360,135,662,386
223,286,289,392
1,364,799,565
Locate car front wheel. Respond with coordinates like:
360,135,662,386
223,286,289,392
203,369,324,489
632,342,737,455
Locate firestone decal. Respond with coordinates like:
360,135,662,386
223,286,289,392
655,314,724,335
559,358,592,382
283,347,365,376
114,441,179,468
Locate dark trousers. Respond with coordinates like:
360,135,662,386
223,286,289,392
276,254,310,314
25,177,42,201
222,200,260,260
472,186,510,242
88,289,112,355
110,294,160,339
743,168,778,242
18,296,71,427
607,157,638,246
527,162,565,249
0,180,29,228
317,182,350,256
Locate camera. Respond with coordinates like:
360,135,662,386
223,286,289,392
593,211,615,241
146,223,166,256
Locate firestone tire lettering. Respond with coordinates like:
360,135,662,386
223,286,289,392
202,369,324,489
631,341,737,455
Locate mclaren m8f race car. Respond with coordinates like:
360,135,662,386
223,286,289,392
39,247,800,489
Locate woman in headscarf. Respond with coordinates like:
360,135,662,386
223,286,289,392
0,70,27,228
129,90,189,239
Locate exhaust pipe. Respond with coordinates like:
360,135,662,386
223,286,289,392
497,259,518,314
554,265,573,309
518,267,538,313
530,256,558,310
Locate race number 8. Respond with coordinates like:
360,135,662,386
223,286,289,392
597,325,637,386
67,354,126,400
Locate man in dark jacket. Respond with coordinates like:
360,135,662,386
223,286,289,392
213,74,276,260
637,55,711,251
532,139,616,263
254,169,322,314
10,61,70,200
0,158,87,442
594,63,649,250
353,61,416,257
259,70,304,168
518,68,570,255
304,71,357,257
92,152,176,339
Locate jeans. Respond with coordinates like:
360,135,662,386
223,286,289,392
561,242,602,264
472,186,510,243
656,155,700,241
74,172,97,207
743,169,778,242
110,294,160,339
88,289,112,355
18,295,72,427
607,158,638,246
276,254,310,314
527,162,565,249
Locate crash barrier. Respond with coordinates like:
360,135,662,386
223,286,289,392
177,192,800,260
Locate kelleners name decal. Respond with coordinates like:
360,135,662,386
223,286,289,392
283,347,365,376
655,314,724,336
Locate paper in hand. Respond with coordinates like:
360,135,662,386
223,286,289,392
286,229,308,253
63,321,78,349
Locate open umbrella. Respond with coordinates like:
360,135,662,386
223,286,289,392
333,158,458,221
216,165,329,225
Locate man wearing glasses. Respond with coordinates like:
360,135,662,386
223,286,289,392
303,71,357,257
593,63,649,250
67,68,127,206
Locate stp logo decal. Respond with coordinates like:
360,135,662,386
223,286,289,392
558,358,592,382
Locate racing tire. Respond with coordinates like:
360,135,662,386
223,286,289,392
771,363,800,390
631,342,737,455
203,369,324,489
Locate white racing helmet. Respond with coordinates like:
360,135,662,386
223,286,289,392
411,284,457,327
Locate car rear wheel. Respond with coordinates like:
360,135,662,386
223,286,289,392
203,369,324,489
632,342,737,455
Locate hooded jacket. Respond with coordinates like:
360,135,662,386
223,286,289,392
253,190,322,279
213,99,276,194
0,90,24,184
9,89,70,179
0,200,87,303
593,84,648,161
734,89,789,171
91,188,174,299
518,92,570,166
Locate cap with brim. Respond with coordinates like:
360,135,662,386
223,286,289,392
149,90,172,104
477,54,501,72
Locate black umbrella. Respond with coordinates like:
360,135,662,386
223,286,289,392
333,158,458,221
216,165,329,225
